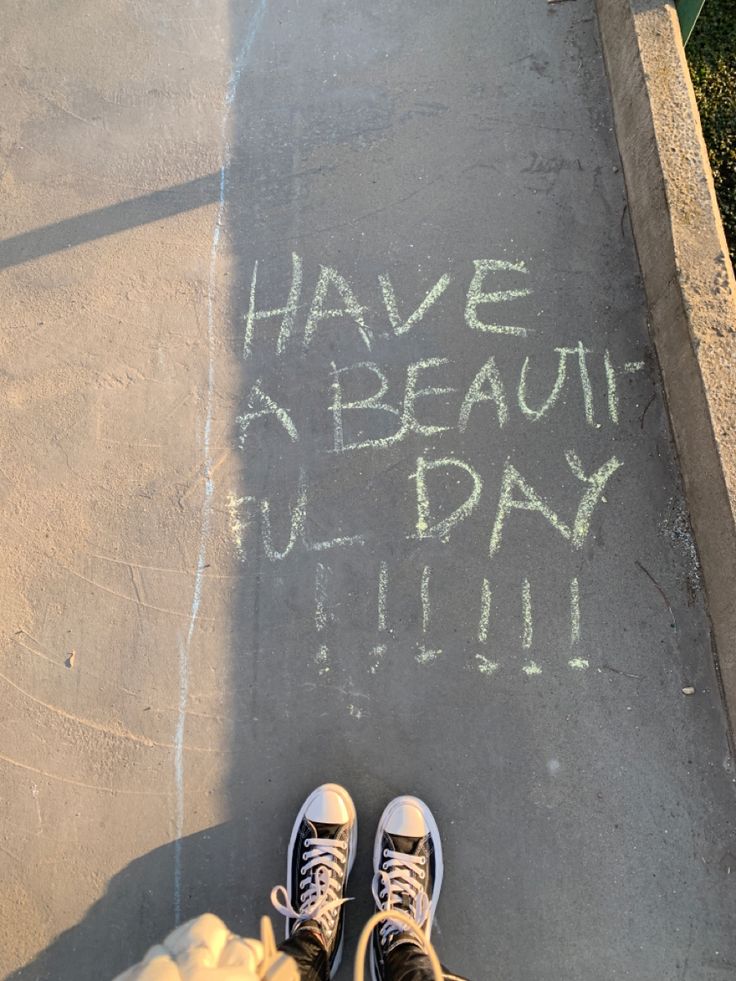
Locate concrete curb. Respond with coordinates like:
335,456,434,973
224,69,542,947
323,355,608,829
596,0,736,740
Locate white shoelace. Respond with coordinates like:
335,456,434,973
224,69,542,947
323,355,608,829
271,836,349,935
371,848,430,946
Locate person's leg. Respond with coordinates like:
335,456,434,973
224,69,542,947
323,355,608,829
383,942,468,981
277,925,330,981
370,796,468,981
271,784,358,981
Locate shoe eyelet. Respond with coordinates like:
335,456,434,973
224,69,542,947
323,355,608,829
300,866,306,875
305,839,311,847
420,857,426,865
383,849,389,857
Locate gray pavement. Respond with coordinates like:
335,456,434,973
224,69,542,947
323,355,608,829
1,1,734,979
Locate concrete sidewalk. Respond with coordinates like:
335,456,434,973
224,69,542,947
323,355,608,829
0,1,734,979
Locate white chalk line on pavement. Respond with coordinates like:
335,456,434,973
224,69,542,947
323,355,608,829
174,0,269,924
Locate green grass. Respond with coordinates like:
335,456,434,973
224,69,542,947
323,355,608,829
686,0,736,266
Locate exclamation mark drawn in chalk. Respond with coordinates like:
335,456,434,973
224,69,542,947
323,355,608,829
370,561,388,674
521,577,541,676
568,576,588,670
416,564,441,664
314,562,331,675
475,577,498,676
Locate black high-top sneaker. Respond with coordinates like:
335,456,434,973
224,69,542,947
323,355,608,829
271,783,357,978
370,795,444,981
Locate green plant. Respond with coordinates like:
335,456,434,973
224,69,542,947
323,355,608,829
687,0,736,266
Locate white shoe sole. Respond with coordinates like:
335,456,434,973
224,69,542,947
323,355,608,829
284,783,358,979
370,795,444,981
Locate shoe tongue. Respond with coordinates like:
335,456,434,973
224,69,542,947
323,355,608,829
387,833,423,855
309,819,342,838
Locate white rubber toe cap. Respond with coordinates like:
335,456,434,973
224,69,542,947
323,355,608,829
305,785,351,825
384,798,428,838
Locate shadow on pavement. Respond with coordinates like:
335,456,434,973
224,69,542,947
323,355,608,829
6,822,280,981
0,175,222,270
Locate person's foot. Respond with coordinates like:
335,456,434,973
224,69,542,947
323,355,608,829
271,783,357,977
370,795,444,981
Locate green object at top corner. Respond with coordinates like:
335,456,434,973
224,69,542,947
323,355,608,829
677,0,708,44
